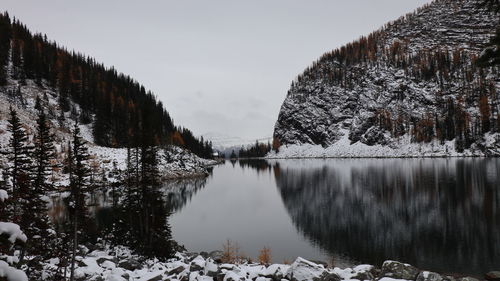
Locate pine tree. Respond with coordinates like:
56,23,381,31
7,106,32,219
68,122,90,281
33,109,56,193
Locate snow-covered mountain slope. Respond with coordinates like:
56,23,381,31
273,0,500,157
0,79,216,186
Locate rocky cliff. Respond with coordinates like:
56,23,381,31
273,0,500,157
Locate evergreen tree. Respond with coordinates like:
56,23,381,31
68,122,90,281
33,109,56,193
7,106,32,218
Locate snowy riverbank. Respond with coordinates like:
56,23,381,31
41,245,495,281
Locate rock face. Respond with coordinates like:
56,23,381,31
273,0,500,157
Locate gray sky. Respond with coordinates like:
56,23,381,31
3,0,431,141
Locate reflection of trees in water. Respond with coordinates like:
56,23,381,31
271,159,500,275
160,177,208,213
238,159,273,174
49,176,210,259
95,187,175,259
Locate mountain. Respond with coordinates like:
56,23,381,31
272,0,500,157
202,131,272,157
0,12,213,159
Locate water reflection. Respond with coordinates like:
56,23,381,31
271,158,500,275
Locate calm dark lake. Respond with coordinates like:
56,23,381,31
169,158,500,276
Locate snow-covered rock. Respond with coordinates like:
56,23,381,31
273,0,500,157
381,260,419,280
36,246,486,281
285,257,326,281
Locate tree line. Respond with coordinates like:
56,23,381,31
0,12,213,159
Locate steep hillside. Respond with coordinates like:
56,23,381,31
0,13,216,183
272,0,500,157
0,12,213,158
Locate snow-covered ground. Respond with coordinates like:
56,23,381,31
0,79,218,188
267,130,500,158
41,245,482,281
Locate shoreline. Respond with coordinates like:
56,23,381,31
57,245,496,281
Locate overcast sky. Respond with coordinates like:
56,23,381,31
3,0,431,141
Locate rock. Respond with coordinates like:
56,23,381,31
309,260,329,268
216,272,226,281
144,274,163,281
352,264,377,280
262,264,290,280
210,250,224,263
224,271,245,281
100,260,116,269
351,271,374,280
416,271,443,281
442,276,456,281
190,255,206,272
286,257,326,281
486,272,500,281
185,252,199,262
312,271,341,281
381,260,419,280
457,277,480,281
205,258,219,277
200,251,210,259
118,259,142,271
168,265,186,275
96,257,116,265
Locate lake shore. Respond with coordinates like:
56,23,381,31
48,245,497,281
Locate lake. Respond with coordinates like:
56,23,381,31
169,158,500,276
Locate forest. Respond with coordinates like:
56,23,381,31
0,12,213,159
285,0,500,152
1,106,178,280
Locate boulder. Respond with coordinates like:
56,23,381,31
118,259,142,271
352,264,377,280
286,257,326,281
486,272,500,281
204,258,219,277
168,265,187,275
416,271,443,281
210,250,224,263
96,257,116,266
381,260,419,280
262,264,290,280
190,255,206,272
313,271,341,281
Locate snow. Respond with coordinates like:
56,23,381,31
0,189,8,202
267,129,497,158
0,222,27,243
0,260,28,281
285,257,325,281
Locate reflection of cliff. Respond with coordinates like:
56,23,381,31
160,177,209,213
273,159,500,275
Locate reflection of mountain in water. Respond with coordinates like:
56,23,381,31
271,159,500,275
161,176,209,213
